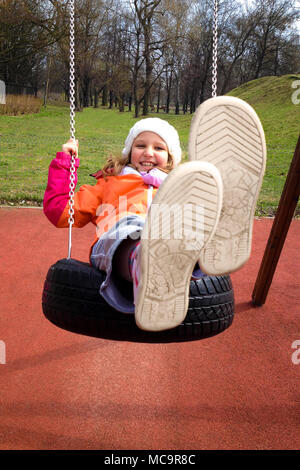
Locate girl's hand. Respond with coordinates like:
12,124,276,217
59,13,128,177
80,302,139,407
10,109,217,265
141,168,168,187
62,138,79,157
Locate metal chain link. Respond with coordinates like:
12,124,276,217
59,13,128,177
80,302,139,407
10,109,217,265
65,0,217,258
212,0,218,98
68,0,76,259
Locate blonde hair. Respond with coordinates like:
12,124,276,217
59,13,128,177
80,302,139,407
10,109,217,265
101,152,175,177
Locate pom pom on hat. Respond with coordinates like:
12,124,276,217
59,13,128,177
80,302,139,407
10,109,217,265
122,118,182,165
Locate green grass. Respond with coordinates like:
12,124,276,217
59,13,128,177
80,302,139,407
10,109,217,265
227,74,300,216
0,74,299,216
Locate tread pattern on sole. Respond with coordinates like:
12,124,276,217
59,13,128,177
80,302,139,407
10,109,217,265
189,97,266,275
135,163,222,331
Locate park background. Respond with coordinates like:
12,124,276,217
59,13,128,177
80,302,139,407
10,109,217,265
0,0,300,217
0,0,300,452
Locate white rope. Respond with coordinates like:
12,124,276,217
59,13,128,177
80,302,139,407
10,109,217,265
68,0,76,259
212,0,218,98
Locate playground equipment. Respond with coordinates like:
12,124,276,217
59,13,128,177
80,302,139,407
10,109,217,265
252,134,300,305
42,0,235,342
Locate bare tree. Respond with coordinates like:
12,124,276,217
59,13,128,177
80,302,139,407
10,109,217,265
157,0,189,113
1,0,299,115
218,3,258,94
125,7,144,117
133,0,164,115
0,0,67,91
250,0,298,79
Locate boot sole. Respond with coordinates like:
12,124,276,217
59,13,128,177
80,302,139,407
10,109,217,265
188,96,266,275
135,161,223,331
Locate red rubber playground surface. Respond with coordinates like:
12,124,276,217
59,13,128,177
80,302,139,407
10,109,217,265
0,207,299,450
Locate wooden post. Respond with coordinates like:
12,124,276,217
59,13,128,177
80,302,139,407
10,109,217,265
252,134,300,306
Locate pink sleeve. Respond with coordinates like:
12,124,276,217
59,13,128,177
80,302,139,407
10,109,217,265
43,152,80,226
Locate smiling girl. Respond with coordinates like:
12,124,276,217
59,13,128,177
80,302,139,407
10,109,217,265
43,118,223,331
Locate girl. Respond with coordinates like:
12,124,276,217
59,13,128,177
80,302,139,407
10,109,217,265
43,118,223,332
44,98,266,332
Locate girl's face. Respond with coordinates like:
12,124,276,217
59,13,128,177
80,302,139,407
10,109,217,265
130,132,169,172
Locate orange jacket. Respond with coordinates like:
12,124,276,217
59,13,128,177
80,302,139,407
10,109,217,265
43,152,157,255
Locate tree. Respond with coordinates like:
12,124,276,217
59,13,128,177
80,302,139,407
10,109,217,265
248,0,298,79
0,0,67,91
133,0,164,115
1,0,299,115
179,0,217,111
157,0,189,113
70,0,113,108
218,3,258,94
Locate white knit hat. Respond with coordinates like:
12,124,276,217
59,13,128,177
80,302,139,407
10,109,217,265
122,118,182,165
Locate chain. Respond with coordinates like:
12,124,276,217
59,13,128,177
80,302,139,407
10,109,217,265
68,0,76,259
212,0,218,98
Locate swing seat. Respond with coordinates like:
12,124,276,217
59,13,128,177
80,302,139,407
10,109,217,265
42,258,235,343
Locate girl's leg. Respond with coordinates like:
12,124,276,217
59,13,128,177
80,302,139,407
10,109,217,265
90,215,144,314
112,238,140,282
114,237,205,283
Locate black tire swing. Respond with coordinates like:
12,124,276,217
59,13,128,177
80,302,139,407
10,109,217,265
42,0,235,343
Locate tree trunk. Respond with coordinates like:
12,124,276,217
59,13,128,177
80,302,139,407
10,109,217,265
190,85,196,114
94,87,99,108
182,92,188,114
82,76,90,108
119,94,125,112
142,24,152,116
102,84,108,106
109,90,114,109
143,69,151,116
175,76,180,115
274,43,279,75
255,30,269,79
156,82,161,113
165,70,172,114
43,55,52,107
75,76,82,112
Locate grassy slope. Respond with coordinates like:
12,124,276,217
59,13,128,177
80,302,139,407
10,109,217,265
0,74,299,215
227,74,300,215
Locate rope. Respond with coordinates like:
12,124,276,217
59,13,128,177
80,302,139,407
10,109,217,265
68,0,76,259
212,0,218,98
